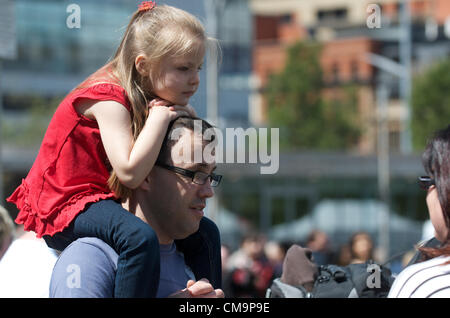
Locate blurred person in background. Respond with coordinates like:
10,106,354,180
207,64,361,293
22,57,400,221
264,241,286,278
306,230,333,265
389,126,450,297
0,223,58,297
221,244,231,274
221,244,233,297
349,231,375,264
0,206,14,261
226,234,274,297
335,243,352,266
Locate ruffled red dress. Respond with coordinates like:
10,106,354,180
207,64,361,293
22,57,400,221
7,81,131,238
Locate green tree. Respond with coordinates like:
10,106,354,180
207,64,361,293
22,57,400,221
411,58,450,150
2,95,60,147
265,41,361,150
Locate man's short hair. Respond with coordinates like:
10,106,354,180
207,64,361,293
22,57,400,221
111,116,215,200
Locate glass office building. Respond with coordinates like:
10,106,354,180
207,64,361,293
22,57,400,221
2,0,252,123
1,0,252,207
7,1,130,74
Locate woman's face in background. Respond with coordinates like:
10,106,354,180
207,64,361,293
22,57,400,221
426,186,449,242
352,234,373,261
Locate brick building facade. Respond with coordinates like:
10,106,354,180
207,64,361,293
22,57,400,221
249,0,450,154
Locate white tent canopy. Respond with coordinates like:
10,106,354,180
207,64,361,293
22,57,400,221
269,199,424,255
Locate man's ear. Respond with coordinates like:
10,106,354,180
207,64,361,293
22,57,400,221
135,54,149,77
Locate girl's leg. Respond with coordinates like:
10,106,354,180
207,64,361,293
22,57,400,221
45,199,160,297
175,217,222,289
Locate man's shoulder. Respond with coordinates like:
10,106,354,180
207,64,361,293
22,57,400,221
54,237,118,272
68,237,118,262
50,237,118,298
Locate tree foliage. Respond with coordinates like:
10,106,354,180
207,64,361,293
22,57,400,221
411,58,450,150
2,95,60,147
265,41,361,151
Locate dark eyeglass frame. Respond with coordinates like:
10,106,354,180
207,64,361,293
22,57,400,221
418,176,435,190
155,162,222,187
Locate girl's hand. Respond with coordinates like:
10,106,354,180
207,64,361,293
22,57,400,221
148,98,173,108
148,98,197,120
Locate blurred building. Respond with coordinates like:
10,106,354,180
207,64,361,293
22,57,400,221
0,0,252,213
1,0,252,133
3,0,134,95
249,0,450,154
0,1,438,254
216,0,253,128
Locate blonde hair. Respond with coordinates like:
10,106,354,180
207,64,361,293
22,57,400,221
76,5,215,199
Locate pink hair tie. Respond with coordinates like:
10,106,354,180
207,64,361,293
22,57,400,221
138,1,156,12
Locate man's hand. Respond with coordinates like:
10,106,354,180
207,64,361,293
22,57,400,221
169,278,225,298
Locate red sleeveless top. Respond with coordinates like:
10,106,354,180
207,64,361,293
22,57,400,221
7,81,131,238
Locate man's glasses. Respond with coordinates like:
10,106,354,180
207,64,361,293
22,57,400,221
155,162,222,187
418,176,435,190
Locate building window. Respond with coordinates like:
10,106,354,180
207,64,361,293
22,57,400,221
281,14,292,24
221,44,251,74
317,8,348,25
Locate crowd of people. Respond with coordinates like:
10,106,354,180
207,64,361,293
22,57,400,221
220,125,450,298
0,197,447,298
219,229,412,298
1,204,387,298
0,1,449,298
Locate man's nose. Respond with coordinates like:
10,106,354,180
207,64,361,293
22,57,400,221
198,180,214,199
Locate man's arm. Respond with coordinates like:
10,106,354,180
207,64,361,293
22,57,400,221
49,238,118,298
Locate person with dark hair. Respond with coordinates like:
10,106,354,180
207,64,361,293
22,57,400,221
50,117,224,298
348,231,375,264
389,125,450,298
305,230,332,265
226,234,274,298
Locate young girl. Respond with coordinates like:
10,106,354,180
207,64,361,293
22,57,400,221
7,2,219,297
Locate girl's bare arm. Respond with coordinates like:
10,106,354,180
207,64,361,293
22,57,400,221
88,100,190,189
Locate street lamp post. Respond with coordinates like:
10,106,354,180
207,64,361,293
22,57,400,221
204,0,220,127
204,0,227,224
399,0,413,154
363,53,409,262
376,81,391,262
